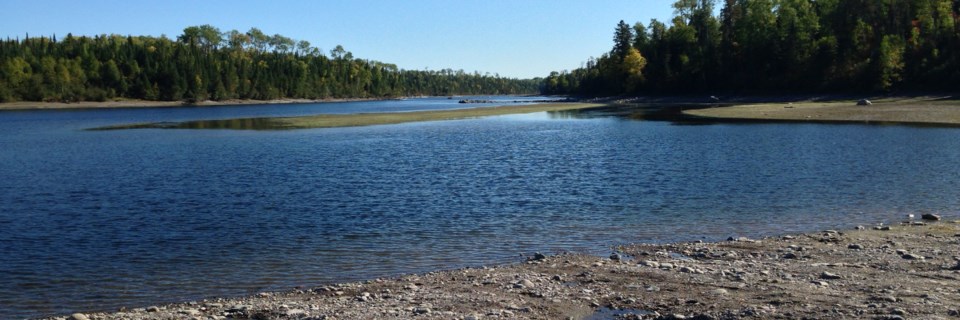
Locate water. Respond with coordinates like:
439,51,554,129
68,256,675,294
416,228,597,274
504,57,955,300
1,98,959,318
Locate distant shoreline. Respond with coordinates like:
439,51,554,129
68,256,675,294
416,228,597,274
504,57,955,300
0,97,409,111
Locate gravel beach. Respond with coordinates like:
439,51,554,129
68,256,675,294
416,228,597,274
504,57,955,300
682,96,960,126
46,219,960,320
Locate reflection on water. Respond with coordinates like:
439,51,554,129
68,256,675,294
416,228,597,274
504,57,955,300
178,117,283,130
90,117,285,130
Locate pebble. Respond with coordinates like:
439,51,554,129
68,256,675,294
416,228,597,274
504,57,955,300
180,309,201,316
901,253,925,260
284,309,306,316
921,213,942,221
710,288,728,295
67,313,89,320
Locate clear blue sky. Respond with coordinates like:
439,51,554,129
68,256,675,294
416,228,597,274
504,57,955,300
1,0,676,79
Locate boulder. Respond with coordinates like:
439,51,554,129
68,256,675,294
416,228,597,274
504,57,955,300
857,99,872,106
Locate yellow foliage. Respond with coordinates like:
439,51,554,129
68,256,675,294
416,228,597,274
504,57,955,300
622,48,646,77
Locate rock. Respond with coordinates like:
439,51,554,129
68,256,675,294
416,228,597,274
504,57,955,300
820,271,843,280
901,253,925,260
921,213,942,221
531,252,547,261
782,252,798,259
710,288,729,295
68,313,90,320
284,309,306,317
890,308,907,316
204,303,224,309
875,226,891,231
948,309,960,316
727,236,756,242
520,279,535,288
641,260,661,268
180,309,201,316
147,306,160,312
356,292,371,302
413,307,431,315
610,253,623,261
873,295,898,302
848,244,864,250
552,275,563,281
857,99,872,106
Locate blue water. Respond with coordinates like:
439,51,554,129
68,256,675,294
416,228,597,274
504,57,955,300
1,97,959,318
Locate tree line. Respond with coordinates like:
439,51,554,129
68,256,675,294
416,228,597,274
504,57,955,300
0,25,539,103
542,0,960,96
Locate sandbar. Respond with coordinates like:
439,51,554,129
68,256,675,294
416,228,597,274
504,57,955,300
683,96,960,126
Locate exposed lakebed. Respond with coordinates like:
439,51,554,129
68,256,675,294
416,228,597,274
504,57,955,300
1,97,958,318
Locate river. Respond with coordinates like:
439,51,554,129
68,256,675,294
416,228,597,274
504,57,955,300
1,96,958,318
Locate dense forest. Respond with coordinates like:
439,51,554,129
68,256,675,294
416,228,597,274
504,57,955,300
0,25,539,103
543,0,960,96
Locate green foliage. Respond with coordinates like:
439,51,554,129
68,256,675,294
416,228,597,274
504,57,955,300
544,0,960,95
0,26,538,103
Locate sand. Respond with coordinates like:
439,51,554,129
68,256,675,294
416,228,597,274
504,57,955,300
683,96,960,126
